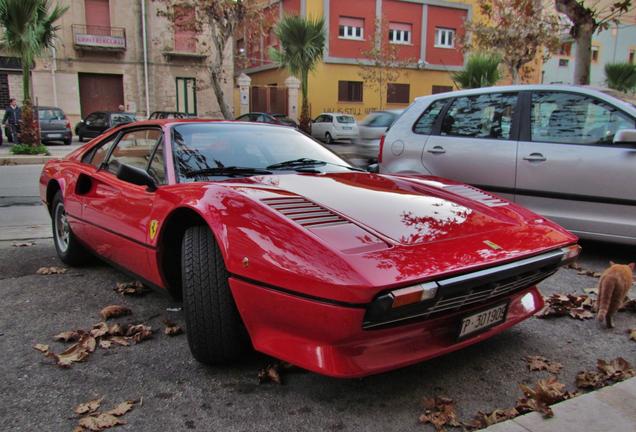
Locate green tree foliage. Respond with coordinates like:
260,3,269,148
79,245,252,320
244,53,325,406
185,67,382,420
605,62,636,93
270,15,325,132
452,53,502,89
0,0,67,145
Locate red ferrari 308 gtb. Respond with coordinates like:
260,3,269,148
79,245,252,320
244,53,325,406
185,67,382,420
39,119,580,378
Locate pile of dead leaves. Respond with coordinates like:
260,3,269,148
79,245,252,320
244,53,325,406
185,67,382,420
464,408,519,430
33,319,153,368
526,355,563,374
36,266,67,275
72,397,136,431
566,262,602,278
257,362,295,385
418,396,461,431
575,357,636,390
113,281,149,296
536,293,596,320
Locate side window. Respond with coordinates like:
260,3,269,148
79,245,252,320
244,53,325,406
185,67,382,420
441,93,517,139
531,92,635,145
148,139,166,184
315,115,324,123
106,129,162,175
82,135,118,167
325,115,333,123
413,99,447,135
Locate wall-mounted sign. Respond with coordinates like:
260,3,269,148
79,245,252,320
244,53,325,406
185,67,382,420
74,33,126,49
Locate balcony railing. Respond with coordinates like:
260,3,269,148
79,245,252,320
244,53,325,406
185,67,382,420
72,24,126,50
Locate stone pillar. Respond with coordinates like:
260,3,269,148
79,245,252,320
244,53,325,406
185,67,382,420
237,73,251,116
284,76,300,121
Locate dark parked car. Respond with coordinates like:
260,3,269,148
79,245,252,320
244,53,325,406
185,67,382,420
148,111,189,119
75,111,136,142
236,112,298,128
37,106,73,145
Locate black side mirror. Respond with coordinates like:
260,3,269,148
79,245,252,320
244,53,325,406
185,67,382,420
116,163,157,192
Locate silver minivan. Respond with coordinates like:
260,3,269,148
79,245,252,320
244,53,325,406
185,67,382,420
380,85,636,244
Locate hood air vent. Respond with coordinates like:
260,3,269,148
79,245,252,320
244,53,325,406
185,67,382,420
443,185,508,207
262,197,349,228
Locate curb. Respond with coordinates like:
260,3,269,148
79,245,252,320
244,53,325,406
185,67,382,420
0,155,58,166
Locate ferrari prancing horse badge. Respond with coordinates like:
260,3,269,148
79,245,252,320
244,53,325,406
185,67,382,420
149,220,159,240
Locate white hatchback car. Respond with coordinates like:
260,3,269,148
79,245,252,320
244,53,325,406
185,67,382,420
310,112,359,143
380,85,636,244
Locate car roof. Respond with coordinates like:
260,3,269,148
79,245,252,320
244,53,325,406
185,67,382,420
319,112,355,116
35,106,64,110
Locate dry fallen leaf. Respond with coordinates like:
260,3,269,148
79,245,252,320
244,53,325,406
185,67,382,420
516,376,574,418
109,336,130,347
53,330,82,343
74,397,103,415
114,281,148,296
163,320,183,336
99,339,112,349
569,308,594,320
126,324,153,343
12,241,35,247
36,266,67,275
78,413,126,431
577,269,602,278
108,323,124,336
257,362,294,385
537,293,596,319
628,329,636,341
99,305,132,320
567,262,582,271
465,408,518,429
90,322,109,338
526,356,563,374
418,396,461,431
596,357,636,382
106,400,135,417
33,343,49,353
575,371,606,389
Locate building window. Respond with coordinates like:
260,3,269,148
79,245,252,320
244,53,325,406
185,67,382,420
434,28,455,48
338,17,364,40
432,85,453,94
389,23,412,44
629,49,635,64
85,0,111,32
559,42,572,57
176,77,197,115
387,83,410,104
558,58,569,67
174,5,196,52
591,46,599,63
338,81,363,102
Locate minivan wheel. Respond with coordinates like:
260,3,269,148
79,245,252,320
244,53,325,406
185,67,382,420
325,132,333,144
181,225,249,364
78,135,84,143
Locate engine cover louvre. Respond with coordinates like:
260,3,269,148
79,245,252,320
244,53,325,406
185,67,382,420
261,197,350,228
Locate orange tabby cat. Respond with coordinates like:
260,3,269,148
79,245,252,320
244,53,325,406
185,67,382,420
596,261,634,328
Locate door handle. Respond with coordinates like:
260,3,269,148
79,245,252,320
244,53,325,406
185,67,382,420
427,146,446,154
523,153,546,162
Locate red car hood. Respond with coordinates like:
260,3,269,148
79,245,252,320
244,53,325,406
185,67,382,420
186,172,576,303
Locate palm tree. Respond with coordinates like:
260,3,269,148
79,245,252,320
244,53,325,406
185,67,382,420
270,15,325,132
605,63,636,94
452,53,502,89
0,0,67,145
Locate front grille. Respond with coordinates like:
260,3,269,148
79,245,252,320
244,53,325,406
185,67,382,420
363,249,564,329
262,197,349,228
422,268,557,317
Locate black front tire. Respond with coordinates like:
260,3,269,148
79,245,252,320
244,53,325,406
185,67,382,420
51,191,90,266
182,225,249,364
325,132,333,144
78,135,84,143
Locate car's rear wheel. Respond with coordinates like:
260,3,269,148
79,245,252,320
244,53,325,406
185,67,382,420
51,191,90,266
64,137,72,145
325,132,333,144
78,135,84,143
182,225,249,364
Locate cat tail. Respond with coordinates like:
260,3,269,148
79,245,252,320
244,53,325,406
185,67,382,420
596,276,615,323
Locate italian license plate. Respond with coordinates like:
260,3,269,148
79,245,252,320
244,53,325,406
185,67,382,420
48,133,62,138
342,126,352,130
458,303,507,339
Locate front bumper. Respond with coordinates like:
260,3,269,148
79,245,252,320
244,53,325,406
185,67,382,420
230,278,544,378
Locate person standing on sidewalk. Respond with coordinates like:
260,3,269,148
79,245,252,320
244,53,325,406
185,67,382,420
3,98,21,143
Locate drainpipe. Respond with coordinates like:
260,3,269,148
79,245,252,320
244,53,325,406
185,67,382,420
141,0,150,118
50,46,58,106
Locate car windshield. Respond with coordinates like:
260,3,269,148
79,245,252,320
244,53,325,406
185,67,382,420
172,123,352,181
112,113,136,125
361,112,395,127
336,115,355,123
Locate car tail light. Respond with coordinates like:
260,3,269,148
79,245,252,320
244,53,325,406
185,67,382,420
64,115,71,130
390,282,438,308
378,135,385,163
560,244,581,262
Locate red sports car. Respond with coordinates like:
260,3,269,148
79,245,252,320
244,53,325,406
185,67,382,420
39,119,580,378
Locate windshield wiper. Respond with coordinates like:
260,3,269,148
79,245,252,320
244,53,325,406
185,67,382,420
266,158,327,170
184,166,273,178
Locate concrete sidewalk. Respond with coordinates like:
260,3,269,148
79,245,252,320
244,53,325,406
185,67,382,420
484,377,636,432
0,141,82,165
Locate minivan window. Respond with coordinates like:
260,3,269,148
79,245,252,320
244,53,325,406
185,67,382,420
531,92,635,145
441,93,517,140
38,109,65,121
413,99,447,135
